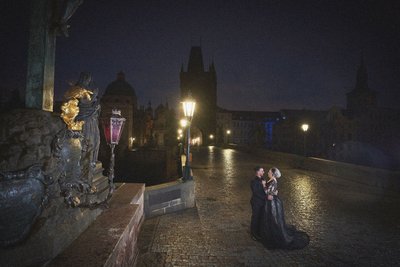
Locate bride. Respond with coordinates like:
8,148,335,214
260,167,309,249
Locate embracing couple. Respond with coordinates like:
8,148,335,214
250,166,309,249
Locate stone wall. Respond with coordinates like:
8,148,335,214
0,109,64,170
144,179,195,218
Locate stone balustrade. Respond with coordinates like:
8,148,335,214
49,183,145,267
230,145,400,192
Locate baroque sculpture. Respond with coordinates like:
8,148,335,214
0,68,108,248
53,0,84,37
60,83,93,131
56,72,104,207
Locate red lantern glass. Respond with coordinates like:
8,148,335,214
102,109,126,145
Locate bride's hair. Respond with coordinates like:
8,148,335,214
270,167,281,178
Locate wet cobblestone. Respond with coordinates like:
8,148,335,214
137,147,400,266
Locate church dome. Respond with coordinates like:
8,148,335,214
104,72,137,98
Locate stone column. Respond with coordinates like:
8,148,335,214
25,0,56,112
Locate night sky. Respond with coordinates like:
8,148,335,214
1,0,399,111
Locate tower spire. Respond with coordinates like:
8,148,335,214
187,46,204,73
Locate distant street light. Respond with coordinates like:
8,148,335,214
301,124,309,156
101,109,126,196
177,129,183,140
182,93,196,181
226,129,231,144
129,137,136,149
180,119,188,128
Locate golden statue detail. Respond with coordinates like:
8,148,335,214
61,85,93,131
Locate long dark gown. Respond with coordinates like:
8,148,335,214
259,179,310,249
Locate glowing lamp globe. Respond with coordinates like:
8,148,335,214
182,98,196,121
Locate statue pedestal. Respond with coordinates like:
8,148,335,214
0,164,110,267
92,161,111,199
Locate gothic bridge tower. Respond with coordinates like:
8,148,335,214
346,58,377,116
180,46,217,145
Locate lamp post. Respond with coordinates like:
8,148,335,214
101,109,126,195
182,95,196,181
301,123,309,157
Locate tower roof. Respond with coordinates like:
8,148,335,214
187,46,204,73
104,72,137,97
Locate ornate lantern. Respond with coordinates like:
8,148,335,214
101,109,126,194
182,99,195,121
102,109,126,145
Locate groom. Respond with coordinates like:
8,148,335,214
250,166,266,240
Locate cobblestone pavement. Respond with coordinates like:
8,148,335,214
137,147,400,266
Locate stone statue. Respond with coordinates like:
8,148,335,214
60,79,93,131
75,72,101,179
54,0,84,37
57,72,101,206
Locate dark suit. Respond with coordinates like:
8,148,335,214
250,176,266,237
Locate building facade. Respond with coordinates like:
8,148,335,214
271,60,400,169
216,109,281,147
100,73,176,150
153,102,177,147
100,72,137,150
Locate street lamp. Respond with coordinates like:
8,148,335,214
182,94,196,181
101,109,126,196
301,123,309,156
226,129,231,144
180,119,188,128
129,137,136,149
